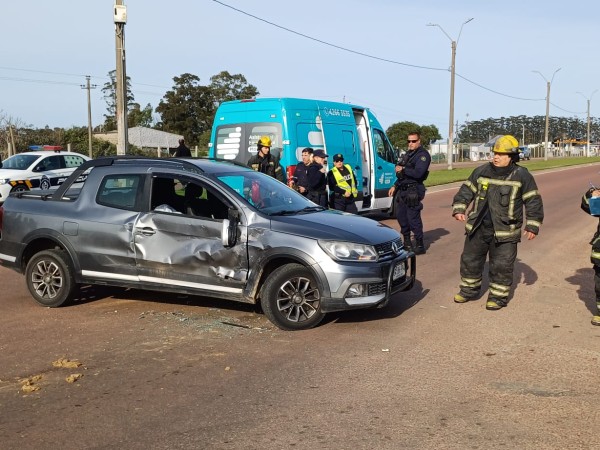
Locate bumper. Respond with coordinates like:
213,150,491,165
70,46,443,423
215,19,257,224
320,252,416,313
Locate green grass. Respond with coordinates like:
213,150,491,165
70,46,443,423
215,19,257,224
425,157,600,187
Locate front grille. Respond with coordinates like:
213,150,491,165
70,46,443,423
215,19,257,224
375,237,402,257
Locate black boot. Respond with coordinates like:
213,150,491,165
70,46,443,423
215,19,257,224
414,238,426,255
402,235,413,251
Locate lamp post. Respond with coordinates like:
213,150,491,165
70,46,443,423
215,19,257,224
428,18,473,170
521,124,525,147
532,68,561,161
577,90,598,158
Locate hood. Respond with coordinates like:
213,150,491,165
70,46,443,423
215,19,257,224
0,169,29,180
269,210,399,245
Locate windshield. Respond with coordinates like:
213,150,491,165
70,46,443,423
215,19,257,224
217,170,319,215
2,154,39,170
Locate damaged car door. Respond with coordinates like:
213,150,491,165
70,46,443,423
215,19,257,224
133,174,248,297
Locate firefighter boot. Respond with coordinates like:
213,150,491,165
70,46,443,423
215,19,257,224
591,316,600,326
402,235,413,252
414,238,426,255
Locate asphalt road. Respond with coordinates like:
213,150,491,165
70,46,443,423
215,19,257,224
1,163,600,449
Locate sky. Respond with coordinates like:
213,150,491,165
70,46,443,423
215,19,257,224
2,0,599,137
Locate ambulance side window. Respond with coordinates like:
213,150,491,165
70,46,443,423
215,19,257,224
373,129,396,163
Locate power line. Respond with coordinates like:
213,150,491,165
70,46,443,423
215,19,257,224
212,0,581,111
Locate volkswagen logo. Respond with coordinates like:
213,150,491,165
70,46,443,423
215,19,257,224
391,241,401,255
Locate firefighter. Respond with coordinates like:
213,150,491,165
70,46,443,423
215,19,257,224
580,186,600,326
451,135,544,310
247,136,284,182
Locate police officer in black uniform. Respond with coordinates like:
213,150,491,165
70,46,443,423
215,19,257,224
306,149,329,207
291,147,313,196
388,131,431,254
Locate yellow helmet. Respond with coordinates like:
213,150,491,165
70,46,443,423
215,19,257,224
493,135,519,154
258,136,272,148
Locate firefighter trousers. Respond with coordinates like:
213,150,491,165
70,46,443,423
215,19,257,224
459,225,517,305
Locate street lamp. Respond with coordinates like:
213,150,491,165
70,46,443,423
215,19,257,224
576,89,598,158
532,68,561,161
428,17,474,170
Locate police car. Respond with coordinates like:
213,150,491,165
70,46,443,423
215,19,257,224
0,148,90,203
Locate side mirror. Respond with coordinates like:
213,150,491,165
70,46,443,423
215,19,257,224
221,208,240,247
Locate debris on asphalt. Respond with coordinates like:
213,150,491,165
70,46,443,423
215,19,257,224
65,374,83,383
52,358,82,368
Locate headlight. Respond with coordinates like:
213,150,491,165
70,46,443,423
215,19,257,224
318,240,378,262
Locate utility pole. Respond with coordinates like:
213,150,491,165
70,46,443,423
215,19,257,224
577,90,598,158
8,124,16,157
81,76,97,158
533,68,561,161
427,18,474,170
114,1,128,155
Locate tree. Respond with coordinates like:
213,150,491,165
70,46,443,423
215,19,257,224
209,71,259,105
101,70,136,132
128,103,154,128
156,71,259,145
386,122,441,150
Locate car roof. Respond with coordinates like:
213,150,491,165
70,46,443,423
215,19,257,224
9,151,90,158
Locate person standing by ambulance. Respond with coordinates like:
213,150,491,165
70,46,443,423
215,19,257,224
451,135,544,310
291,147,313,196
387,131,431,254
327,153,358,213
247,136,284,182
306,149,329,208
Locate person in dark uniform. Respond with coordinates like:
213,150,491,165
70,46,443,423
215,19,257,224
291,147,313,196
327,153,358,213
173,139,191,157
247,136,284,182
387,131,431,254
581,186,600,326
451,135,544,311
306,149,328,208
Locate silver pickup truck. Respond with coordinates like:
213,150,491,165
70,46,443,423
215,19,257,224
0,157,416,330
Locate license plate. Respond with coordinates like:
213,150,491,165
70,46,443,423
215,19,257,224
392,263,405,280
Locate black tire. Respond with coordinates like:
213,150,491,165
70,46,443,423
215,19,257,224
260,263,325,331
25,250,76,307
11,185,28,193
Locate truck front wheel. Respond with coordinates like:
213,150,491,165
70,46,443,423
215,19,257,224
260,263,325,331
25,250,76,307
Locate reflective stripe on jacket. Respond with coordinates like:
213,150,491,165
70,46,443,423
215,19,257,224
451,163,543,243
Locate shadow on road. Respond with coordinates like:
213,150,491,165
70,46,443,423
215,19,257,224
326,279,428,325
424,227,450,247
565,267,596,314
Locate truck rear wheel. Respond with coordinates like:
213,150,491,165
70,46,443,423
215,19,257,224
25,250,76,307
260,263,325,331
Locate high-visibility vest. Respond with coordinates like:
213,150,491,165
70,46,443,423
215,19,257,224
331,164,358,197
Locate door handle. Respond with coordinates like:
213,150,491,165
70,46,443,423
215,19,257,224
136,227,156,236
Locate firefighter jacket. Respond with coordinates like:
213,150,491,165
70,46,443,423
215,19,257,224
580,188,600,266
452,162,544,243
247,153,284,182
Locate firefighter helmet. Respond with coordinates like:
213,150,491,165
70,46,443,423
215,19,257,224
493,135,519,154
258,136,272,148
